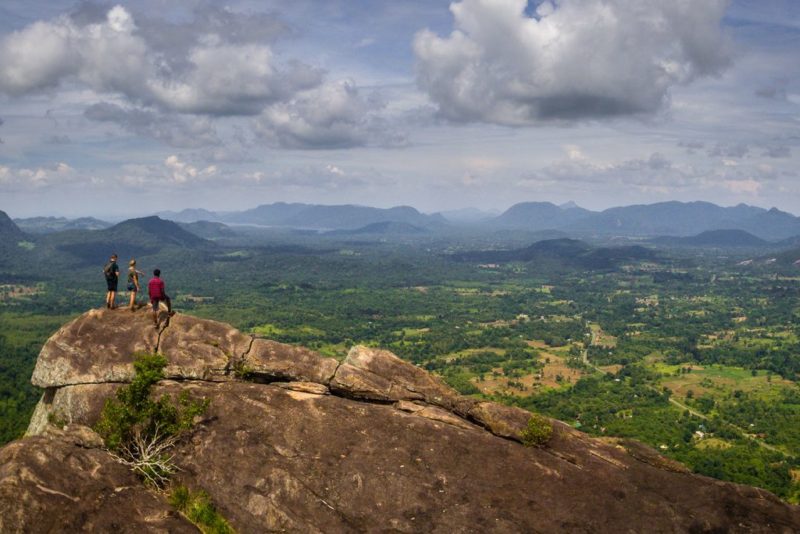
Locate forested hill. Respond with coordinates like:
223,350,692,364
0,210,25,243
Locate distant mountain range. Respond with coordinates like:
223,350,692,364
8,199,800,247
156,200,800,240
159,202,445,231
484,201,800,240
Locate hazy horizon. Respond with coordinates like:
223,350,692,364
5,197,799,223
1,1,799,217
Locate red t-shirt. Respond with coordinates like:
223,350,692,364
148,277,165,300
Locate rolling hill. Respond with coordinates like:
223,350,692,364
40,216,212,265
652,229,769,248
490,201,593,230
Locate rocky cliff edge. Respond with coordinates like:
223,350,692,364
1,308,799,532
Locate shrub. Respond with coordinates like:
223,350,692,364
94,353,209,487
169,485,235,534
521,413,553,447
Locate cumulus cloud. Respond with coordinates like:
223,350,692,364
0,6,320,115
164,155,217,184
414,0,732,125
84,102,220,148
255,80,406,149
0,162,79,189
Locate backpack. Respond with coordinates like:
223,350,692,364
103,261,115,281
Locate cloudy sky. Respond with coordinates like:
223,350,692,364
0,0,798,218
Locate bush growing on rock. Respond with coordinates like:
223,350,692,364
521,413,553,447
169,485,234,534
94,353,208,486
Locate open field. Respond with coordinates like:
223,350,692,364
654,363,796,402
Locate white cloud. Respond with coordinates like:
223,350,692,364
0,162,78,189
255,80,404,149
0,6,320,116
164,155,217,184
414,0,732,125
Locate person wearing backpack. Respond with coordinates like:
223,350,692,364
103,253,120,309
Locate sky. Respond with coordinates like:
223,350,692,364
0,0,798,218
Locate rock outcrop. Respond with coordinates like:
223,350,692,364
4,308,799,532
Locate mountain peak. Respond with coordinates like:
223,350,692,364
110,216,208,247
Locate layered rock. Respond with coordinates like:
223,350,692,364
5,308,800,532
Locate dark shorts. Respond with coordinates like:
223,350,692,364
106,279,118,292
127,283,137,292
151,297,167,312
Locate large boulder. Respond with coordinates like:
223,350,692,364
242,338,339,384
330,345,460,407
31,308,158,387
165,381,798,533
0,426,195,533
26,384,120,436
157,314,252,380
31,308,251,387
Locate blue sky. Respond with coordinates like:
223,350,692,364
0,0,798,218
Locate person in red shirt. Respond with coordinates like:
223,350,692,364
148,269,173,327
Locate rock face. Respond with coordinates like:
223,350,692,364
0,425,194,533
6,309,800,532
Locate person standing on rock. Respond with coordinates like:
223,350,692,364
126,259,145,312
148,269,173,327
103,253,120,309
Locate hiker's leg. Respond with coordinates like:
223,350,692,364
109,290,116,309
165,295,172,313
128,291,135,310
